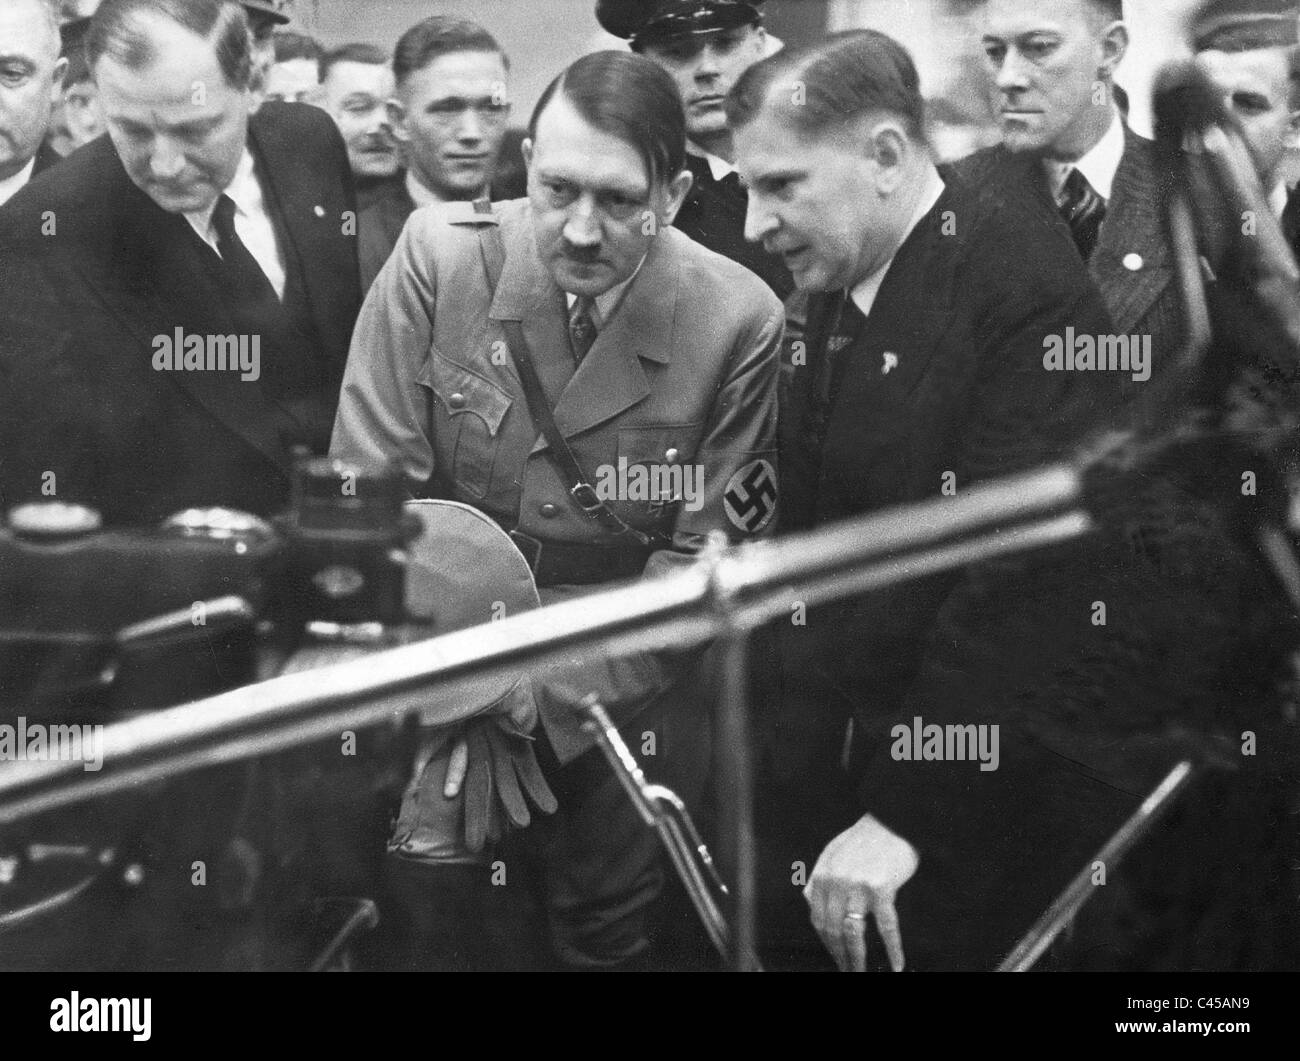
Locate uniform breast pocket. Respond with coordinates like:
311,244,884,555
424,350,513,500
615,424,702,522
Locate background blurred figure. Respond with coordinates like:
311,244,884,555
0,0,67,203
317,42,398,211
265,27,320,102
358,15,511,289
1192,2,1300,255
953,0,1182,428
240,0,287,91
598,0,792,300
48,13,104,155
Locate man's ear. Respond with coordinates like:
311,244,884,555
386,98,410,142
867,121,910,194
659,167,694,225
521,136,533,170
1287,108,1300,153
50,56,68,100
1099,21,1129,80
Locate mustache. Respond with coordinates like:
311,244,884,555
560,244,602,262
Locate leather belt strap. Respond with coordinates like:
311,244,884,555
474,201,670,554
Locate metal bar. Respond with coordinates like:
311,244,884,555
714,630,758,972
0,465,1089,824
997,761,1198,972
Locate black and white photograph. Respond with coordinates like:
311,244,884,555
0,0,1295,1034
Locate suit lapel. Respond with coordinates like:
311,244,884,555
247,108,330,338
488,209,657,451
1091,127,1173,335
99,170,289,471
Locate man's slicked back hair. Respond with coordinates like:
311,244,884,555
391,15,507,87
86,0,252,89
320,41,388,82
528,50,685,188
726,29,926,144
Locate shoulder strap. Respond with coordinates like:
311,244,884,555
475,209,667,550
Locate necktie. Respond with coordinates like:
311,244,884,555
1057,168,1106,261
211,193,279,307
569,296,598,365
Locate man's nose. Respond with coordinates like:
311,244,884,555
995,51,1031,94
743,192,777,245
149,138,186,180
363,105,389,136
563,196,602,246
696,44,723,79
456,107,484,142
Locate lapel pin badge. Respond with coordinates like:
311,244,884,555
1123,252,1143,271
313,204,326,218
882,352,899,375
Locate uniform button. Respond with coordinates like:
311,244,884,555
539,503,558,518
1123,253,1144,272
665,447,680,464
448,392,467,409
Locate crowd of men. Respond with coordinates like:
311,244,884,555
1,0,1299,972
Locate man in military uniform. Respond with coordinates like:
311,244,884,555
239,0,287,92
597,0,792,301
331,49,782,969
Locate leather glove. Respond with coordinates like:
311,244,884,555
459,716,558,852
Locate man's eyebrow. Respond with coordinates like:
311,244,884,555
0,54,37,68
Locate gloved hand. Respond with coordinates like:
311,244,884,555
441,680,557,852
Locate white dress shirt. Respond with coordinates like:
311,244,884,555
184,148,287,299
564,256,645,329
1043,107,1126,204
0,157,37,208
687,143,737,182
1270,180,1289,220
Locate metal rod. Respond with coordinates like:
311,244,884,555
714,629,759,972
998,760,1197,972
0,465,1089,824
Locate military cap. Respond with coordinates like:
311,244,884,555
1193,0,1298,51
596,0,765,48
241,0,291,26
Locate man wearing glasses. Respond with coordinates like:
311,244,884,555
358,15,511,289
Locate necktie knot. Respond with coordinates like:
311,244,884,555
1057,168,1106,260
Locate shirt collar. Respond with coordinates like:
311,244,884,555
687,142,736,182
406,168,488,209
185,147,257,234
1270,180,1290,219
849,167,946,317
1044,108,1125,202
0,155,38,207
565,255,647,327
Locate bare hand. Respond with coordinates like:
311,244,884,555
804,814,919,972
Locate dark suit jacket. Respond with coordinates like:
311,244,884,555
951,126,1183,428
770,168,1116,736
357,175,414,292
757,169,1123,967
675,153,794,301
31,138,63,177
0,102,360,524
